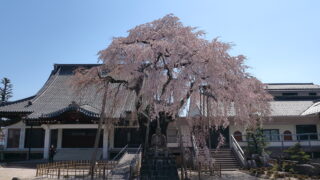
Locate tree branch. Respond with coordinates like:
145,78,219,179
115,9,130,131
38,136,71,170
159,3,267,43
160,57,173,97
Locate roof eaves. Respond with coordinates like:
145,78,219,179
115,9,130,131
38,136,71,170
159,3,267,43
0,96,35,108
40,104,100,119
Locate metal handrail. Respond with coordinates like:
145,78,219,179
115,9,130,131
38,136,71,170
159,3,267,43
111,144,128,161
129,144,142,179
230,135,247,167
236,133,320,142
105,144,129,179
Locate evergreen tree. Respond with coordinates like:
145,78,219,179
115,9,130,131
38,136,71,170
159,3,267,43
246,127,267,156
0,77,13,103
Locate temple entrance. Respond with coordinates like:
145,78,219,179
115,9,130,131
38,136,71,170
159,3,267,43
62,129,103,148
209,126,230,149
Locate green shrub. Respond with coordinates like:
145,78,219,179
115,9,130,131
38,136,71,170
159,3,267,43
271,163,280,171
284,143,310,164
246,128,267,157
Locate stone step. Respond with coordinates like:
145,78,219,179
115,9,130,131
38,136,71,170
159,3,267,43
209,149,241,170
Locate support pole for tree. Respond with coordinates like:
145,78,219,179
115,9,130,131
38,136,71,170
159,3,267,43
179,127,186,180
90,80,109,178
141,112,151,155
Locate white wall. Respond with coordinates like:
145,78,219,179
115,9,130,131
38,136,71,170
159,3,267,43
229,116,320,142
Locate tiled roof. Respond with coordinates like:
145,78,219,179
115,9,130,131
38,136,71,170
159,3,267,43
188,100,315,117
269,101,314,116
301,102,320,116
0,64,136,119
265,83,320,90
0,96,35,113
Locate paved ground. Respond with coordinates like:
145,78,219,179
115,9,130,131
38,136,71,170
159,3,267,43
0,166,36,180
188,170,263,180
1,164,262,180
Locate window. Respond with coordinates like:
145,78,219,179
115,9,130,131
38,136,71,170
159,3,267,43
24,128,45,148
282,92,298,96
234,131,243,141
114,128,141,148
7,129,20,148
62,129,103,148
309,92,317,96
263,129,280,141
283,130,292,141
296,125,318,140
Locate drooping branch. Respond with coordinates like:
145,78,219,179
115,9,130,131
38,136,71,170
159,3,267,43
72,15,272,164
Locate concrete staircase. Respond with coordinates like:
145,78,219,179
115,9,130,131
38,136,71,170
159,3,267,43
54,148,102,161
110,152,136,179
211,149,240,171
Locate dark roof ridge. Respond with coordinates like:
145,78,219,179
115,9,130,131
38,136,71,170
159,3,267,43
266,83,315,85
53,63,101,68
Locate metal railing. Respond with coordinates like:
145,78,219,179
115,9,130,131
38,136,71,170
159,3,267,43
230,135,247,167
236,133,320,148
128,144,142,179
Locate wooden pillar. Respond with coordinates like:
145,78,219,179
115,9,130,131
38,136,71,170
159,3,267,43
27,125,33,160
43,125,51,159
57,128,62,149
109,127,114,149
19,127,25,149
3,128,8,149
102,128,109,159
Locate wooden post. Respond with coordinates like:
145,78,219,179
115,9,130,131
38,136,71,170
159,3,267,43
179,127,186,180
103,166,106,180
143,114,151,155
198,162,201,180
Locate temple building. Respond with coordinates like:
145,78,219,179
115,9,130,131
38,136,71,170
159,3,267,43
0,64,320,162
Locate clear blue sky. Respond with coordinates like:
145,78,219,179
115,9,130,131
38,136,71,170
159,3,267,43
0,0,319,101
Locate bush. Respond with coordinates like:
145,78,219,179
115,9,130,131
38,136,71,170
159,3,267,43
284,143,310,164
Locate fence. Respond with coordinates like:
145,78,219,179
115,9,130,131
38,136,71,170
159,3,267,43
36,160,118,179
36,145,131,179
